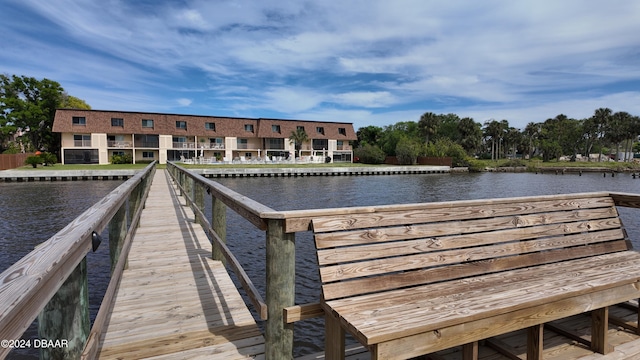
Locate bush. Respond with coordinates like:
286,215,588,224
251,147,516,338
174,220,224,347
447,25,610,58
41,152,57,166
354,144,386,164
110,153,133,164
395,138,420,165
25,155,42,168
424,138,470,167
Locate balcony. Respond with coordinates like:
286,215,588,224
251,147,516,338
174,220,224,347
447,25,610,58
337,144,352,151
108,141,132,148
74,140,92,147
172,142,197,149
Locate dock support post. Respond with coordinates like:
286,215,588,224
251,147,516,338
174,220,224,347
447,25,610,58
109,203,127,273
265,219,295,359
38,258,89,360
194,181,204,225
212,197,227,264
128,181,142,224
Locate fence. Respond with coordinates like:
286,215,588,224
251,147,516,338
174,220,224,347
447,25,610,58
0,153,33,170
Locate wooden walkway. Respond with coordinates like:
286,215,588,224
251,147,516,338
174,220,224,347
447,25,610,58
96,169,265,359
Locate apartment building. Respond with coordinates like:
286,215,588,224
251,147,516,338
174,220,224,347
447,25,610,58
52,109,357,165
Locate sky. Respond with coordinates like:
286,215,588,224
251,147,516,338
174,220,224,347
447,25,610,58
2,0,640,131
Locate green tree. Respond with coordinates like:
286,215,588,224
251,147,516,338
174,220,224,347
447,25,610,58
457,117,482,156
60,93,92,109
356,125,383,147
288,128,309,158
592,108,612,162
523,122,541,159
418,112,440,144
395,137,420,165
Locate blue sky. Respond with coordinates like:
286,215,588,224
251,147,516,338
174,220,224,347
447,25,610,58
2,0,640,130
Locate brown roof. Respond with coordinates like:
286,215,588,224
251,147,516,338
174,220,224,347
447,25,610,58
53,109,357,140
256,118,357,140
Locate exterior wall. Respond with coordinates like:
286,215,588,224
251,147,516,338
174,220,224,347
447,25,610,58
53,109,357,164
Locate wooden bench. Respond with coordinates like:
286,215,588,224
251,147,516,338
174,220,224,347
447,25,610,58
312,192,640,360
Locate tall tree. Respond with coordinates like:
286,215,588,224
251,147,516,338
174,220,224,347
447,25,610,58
523,122,541,159
418,112,440,145
1,75,65,153
592,108,612,162
457,117,482,155
288,128,309,158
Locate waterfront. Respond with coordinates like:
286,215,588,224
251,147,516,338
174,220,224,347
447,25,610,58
1,172,639,358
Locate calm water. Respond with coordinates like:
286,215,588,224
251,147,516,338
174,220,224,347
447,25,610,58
1,172,639,358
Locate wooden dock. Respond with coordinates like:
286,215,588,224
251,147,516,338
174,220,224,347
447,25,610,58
95,169,265,359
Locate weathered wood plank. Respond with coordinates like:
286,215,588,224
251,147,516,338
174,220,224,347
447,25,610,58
312,195,615,233
95,170,264,359
314,206,620,248
321,241,630,300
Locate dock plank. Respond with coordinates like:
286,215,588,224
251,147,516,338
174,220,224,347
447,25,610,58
96,170,264,359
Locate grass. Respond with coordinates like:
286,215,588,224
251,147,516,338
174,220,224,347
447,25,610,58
471,158,640,171
10,163,152,171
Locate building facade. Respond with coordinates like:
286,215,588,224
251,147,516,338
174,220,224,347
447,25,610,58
52,109,357,165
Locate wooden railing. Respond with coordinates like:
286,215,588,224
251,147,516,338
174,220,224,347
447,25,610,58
165,162,640,360
0,161,156,360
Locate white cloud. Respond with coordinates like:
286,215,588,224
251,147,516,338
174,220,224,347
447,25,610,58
177,98,193,107
5,0,640,128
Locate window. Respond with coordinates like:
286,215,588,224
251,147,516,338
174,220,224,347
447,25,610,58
72,117,86,125
244,124,254,132
272,125,281,133
142,151,155,159
205,122,216,131
297,126,305,131
142,119,154,128
73,134,91,147
316,127,325,135
267,138,284,149
176,121,187,129
313,139,329,150
338,127,346,136
237,138,248,149
111,118,124,127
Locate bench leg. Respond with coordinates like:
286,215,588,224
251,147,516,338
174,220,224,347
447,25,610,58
462,341,478,360
325,314,345,360
591,307,614,354
527,324,544,360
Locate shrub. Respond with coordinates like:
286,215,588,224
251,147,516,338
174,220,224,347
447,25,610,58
395,138,420,165
110,153,133,164
25,155,42,168
354,144,386,164
41,152,57,166
424,138,470,167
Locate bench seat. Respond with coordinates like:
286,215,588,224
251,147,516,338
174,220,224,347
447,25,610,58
324,251,640,358
312,192,640,360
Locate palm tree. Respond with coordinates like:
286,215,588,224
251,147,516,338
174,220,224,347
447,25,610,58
288,128,309,158
418,112,440,144
592,108,612,162
523,122,541,159
458,117,482,155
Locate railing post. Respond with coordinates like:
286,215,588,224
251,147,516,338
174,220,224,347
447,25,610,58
211,196,227,264
38,258,89,360
128,182,142,225
108,203,127,273
195,181,204,225
265,219,295,359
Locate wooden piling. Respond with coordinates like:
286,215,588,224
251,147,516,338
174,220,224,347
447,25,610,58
212,197,227,264
265,219,295,359
38,259,89,360
108,203,127,273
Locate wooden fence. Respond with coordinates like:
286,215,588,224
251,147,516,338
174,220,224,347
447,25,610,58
0,153,33,170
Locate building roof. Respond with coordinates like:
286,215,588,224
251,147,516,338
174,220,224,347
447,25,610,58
53,109,357,140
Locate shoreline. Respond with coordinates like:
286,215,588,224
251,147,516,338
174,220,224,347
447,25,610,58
0,165,451,182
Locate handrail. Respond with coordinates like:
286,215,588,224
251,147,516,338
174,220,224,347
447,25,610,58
159,167,640,360
166,162,269,319
0,161,156,359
